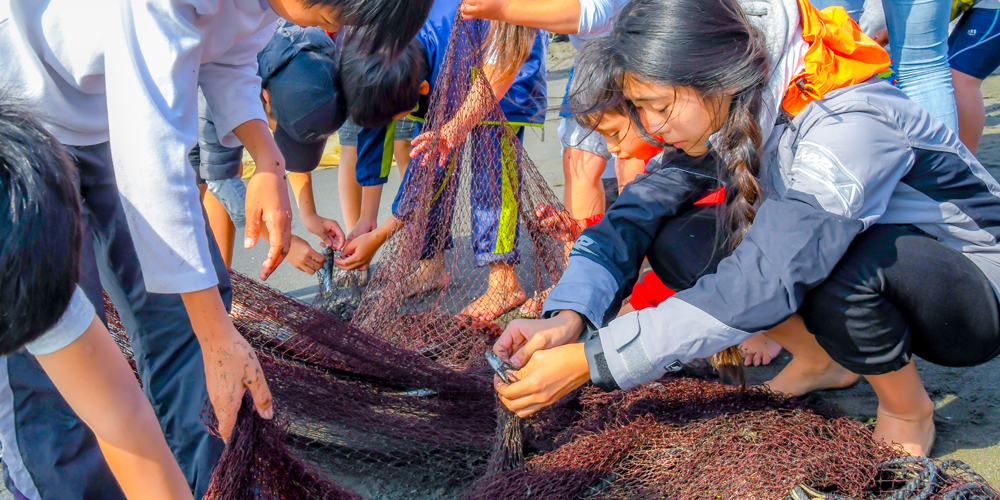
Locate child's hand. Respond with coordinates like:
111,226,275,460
286,235,327,275
335,230,383,270
410,121,464,167
461,0,509,21
494,310,585,369
201,324,273,443
302,214,346,251
495,343,591,418
345,217,378,244
245,169,292,280
528,203,583,242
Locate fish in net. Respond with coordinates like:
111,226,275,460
97,8,999,500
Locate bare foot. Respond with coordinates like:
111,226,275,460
764,356,860,397
519,286,553,317
739,333,783,366
461,264,527,321
402,258,450,298
874,401,935,457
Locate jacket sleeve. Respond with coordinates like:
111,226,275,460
542,161,720,329
585,103,915,391
198,18,275,148
104,0,217,294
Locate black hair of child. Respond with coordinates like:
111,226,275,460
567,37,631,130
339,30,427,129
0,103,83,355
317,0,434,59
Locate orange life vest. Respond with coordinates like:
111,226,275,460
781,0,891,117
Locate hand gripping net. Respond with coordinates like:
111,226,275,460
98,8,999,499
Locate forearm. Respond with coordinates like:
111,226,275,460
358,184,385,227
180,286,237,346
234,119,284,175
500,0,581,34
287,171,318,219
37,317,193,500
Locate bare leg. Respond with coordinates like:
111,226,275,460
952,68,985,155
461,263,527,321
394,140,411,180
866,359,936,457
199,184,235,269
562,147,607,221
762,315,861,396
338,145,362,232
402,256,450,298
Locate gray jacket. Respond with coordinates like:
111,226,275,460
546,76,1000,391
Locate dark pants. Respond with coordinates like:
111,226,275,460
0,143,228,499
799,224,1000,375
651,217,1000,374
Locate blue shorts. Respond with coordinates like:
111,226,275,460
949,8,1000,80
338,118,360,146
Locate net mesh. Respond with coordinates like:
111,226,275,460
97,9,999,500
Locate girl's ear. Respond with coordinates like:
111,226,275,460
419,81,430,95
261,88,271,105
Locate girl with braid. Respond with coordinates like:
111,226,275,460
491,0,1000,457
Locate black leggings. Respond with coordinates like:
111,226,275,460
648,217,1000,374
800,224,1000,375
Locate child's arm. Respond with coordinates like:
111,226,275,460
335,216,402,270
461,0,583,34
349,184,385,242
410,64,518,166
104,3,273,441
234,119,294,275
286,171,346,249
35,315,193,500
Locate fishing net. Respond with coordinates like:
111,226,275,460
96,8,1000,500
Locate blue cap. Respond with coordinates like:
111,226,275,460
258,21,347,173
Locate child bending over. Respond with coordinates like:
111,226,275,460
335,2,549,321
0,105,192,500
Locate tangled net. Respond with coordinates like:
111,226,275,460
99,8,999,500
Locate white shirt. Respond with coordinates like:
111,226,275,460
24,287,95,356
570,0,630,49
0,0,277,293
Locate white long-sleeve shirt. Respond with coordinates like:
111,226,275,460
570,0,629,49
0,0,277,293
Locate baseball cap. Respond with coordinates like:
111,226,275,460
258,21,347,173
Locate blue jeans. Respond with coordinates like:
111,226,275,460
809,0,959,131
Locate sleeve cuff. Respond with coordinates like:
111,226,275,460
584,335,620,391
540,255,620,327
24,286,95,356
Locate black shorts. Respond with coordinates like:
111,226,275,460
650,218,1000,374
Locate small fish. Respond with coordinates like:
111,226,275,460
485,350,515,384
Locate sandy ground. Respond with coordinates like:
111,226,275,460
3,43,996,498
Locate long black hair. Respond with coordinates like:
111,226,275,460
0,101,83,355
606,0,769,250
604,0,771,383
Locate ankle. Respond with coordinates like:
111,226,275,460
878,396,935,423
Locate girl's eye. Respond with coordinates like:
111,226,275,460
656,106,669,114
